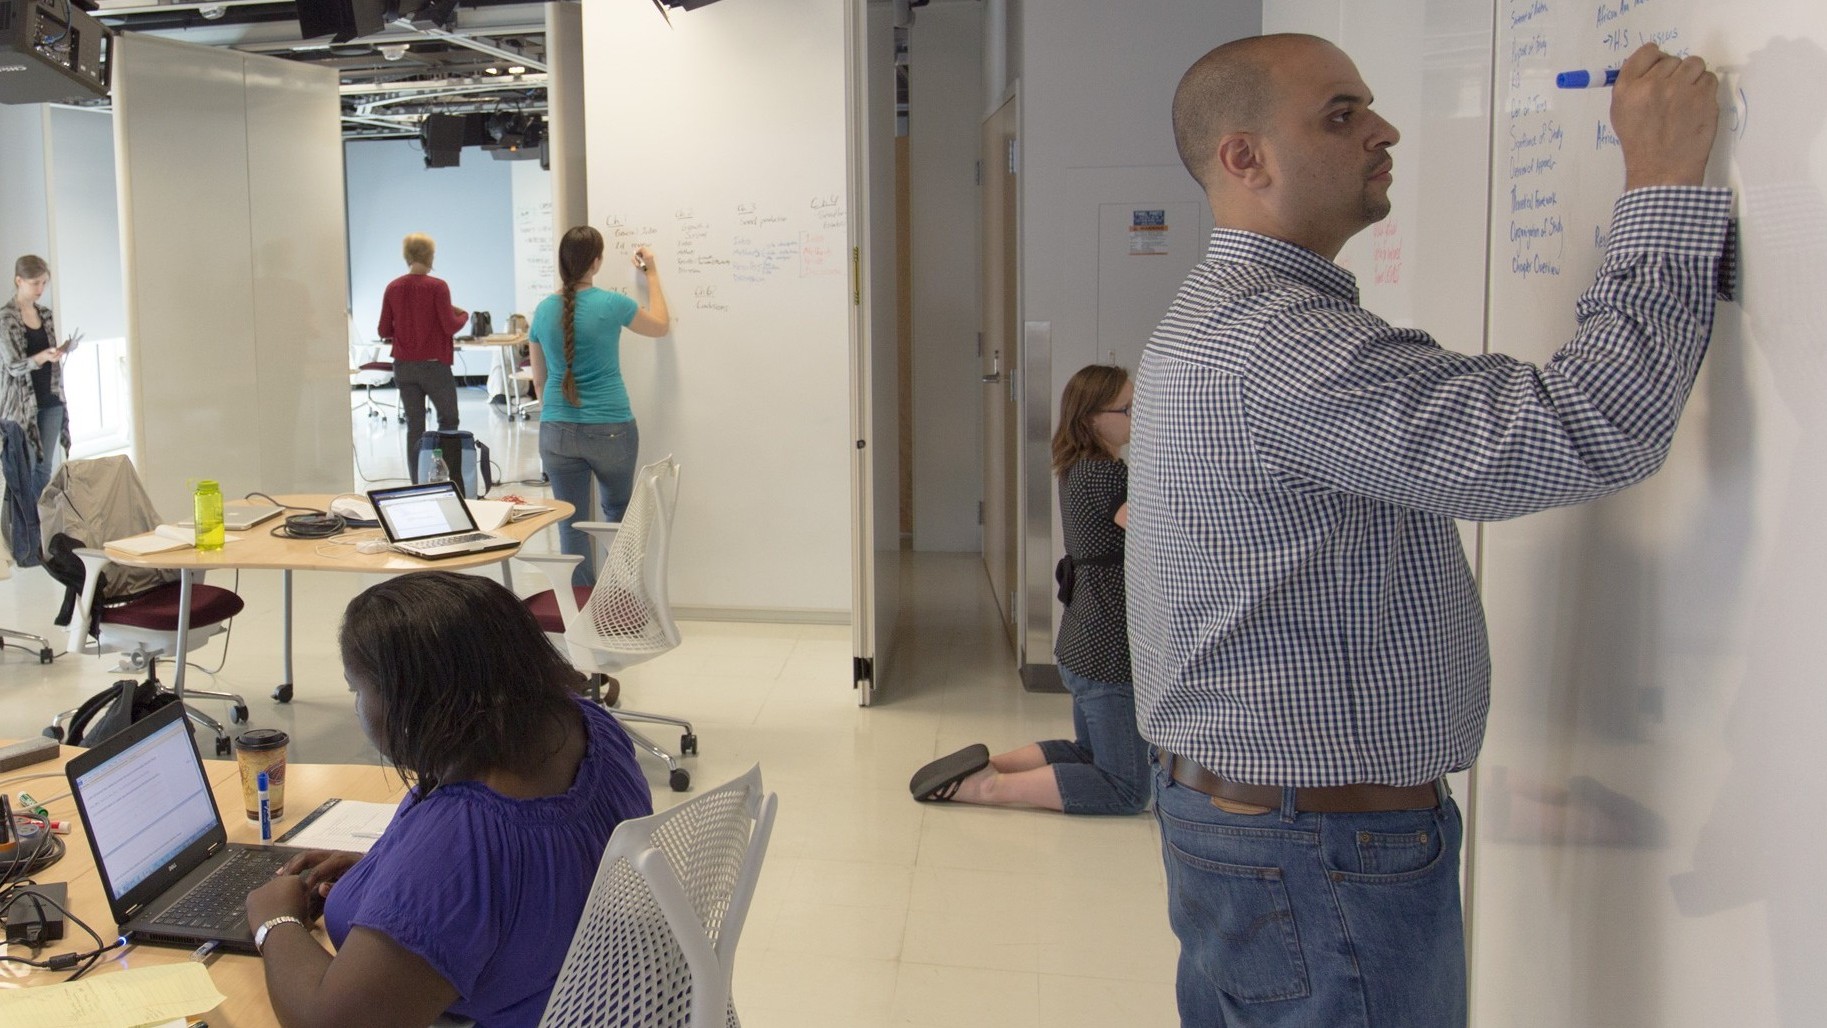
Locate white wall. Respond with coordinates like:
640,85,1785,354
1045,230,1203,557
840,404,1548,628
908,1,985,552
0,106,51,267
1017,1,1259,651
345,138,519,376
581,0,852,616
114,34,351,515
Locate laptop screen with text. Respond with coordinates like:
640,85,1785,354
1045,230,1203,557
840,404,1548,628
371,482,477,542
72,716,218,900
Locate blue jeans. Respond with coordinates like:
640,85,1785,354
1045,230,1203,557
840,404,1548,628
1153,762,1466,1027
539,419,638,587
31,403,65,496
1035,667,1150,815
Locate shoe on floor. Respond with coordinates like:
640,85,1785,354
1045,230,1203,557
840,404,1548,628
910,743,990,802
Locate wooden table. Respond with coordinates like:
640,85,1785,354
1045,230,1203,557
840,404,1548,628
0,743,405,1026
458,333,538,420
102,494,570,709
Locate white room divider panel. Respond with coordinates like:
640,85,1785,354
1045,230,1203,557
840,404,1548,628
114,34,350,517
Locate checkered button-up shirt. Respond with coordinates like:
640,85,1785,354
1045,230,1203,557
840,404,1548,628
1128,187,1733,787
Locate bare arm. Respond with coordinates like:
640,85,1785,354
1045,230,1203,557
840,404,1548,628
527,335,548,399
1113,502,1129,530
627,247,671,337
248,874,457,1028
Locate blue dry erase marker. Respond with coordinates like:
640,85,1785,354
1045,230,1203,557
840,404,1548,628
1557,68,1619,88
257,771,271,842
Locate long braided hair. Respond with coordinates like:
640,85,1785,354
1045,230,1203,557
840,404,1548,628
556,226,606,407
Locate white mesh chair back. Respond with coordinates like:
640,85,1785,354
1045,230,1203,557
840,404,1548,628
563,456,683,674
537,764,778,1028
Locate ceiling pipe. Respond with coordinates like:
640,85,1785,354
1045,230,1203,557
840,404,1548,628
393,18,547,73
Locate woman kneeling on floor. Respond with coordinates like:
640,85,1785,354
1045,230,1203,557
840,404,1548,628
245,571,653,1028
909,364,1149,815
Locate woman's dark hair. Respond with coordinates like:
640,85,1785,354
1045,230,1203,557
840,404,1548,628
1050,364,1129,476
557,225,606,407
339,571,582,797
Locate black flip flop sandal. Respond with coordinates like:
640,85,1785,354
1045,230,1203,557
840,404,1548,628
910,743,991,802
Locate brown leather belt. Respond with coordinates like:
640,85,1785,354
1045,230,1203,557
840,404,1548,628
1157,748,1442,813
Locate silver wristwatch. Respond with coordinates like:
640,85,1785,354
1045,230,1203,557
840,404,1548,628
254,914,306,954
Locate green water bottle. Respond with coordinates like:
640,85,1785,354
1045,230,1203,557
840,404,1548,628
193,479,225,552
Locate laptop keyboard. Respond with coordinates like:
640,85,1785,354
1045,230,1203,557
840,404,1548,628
414,531,493,548
158,848,293,930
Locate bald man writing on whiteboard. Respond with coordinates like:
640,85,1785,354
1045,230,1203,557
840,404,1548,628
1127,37,1731,1027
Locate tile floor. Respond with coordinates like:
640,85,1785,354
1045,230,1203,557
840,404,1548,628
0,384,1180,1027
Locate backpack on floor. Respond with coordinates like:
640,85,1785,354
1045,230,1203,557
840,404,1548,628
415,429,493,498
64,676,185,748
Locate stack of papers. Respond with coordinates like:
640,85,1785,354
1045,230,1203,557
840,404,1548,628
106,524,197,555
465,500,555,531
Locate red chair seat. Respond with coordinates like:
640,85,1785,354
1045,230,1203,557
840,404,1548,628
359,361,393,372
525,587,594,634
100,583,245,631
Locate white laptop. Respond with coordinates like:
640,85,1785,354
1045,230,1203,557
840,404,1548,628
367,481,519,560
177,503,285,532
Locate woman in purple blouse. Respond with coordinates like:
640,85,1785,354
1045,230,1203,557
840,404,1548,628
244,572,653,1028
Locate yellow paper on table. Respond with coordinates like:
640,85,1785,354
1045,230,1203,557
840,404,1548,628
0,961,224,1027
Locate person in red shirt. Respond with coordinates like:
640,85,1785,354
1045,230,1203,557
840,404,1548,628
377,233,468,481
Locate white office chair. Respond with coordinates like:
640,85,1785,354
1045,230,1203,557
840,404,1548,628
537,764,777,1028
40,456,248,754
522,456,695,790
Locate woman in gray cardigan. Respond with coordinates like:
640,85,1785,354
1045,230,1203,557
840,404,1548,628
2,255,73,564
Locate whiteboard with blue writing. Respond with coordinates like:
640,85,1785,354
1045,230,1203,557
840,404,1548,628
1477,2,1827,1024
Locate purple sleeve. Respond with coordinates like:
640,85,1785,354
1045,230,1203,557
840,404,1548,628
329,809,504,996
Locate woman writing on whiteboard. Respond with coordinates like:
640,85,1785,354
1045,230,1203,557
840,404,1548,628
528,226,671,586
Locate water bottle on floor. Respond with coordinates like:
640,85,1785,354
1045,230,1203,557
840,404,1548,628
431,451,450,484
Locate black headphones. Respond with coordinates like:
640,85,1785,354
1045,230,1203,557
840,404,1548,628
273,513,346,539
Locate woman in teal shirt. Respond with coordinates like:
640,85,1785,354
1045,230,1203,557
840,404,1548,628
528,226,671,585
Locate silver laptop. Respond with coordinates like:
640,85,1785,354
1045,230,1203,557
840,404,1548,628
368,481,518,560
178,503,285,532
65,702,305,952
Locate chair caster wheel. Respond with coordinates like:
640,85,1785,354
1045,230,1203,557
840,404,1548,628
680,733,698,756
215,737,232,756
43,725,63,742
38,647,53,664
231,704,250,724
273,683,294,703
669,769,691,792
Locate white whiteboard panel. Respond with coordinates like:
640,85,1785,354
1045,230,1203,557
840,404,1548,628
1477,4,1827,1025
511,161,555,321
115,36,350,516
1264,1,1493,350
582,0,852,615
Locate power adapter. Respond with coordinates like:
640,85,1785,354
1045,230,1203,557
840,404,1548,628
3,882,67,944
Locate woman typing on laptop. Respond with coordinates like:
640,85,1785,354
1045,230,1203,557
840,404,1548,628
243,572,653,1027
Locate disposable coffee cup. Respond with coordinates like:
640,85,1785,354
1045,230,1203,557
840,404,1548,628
235,729,289,823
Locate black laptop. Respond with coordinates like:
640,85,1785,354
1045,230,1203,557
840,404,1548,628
65,703,305,952
367,480,519,560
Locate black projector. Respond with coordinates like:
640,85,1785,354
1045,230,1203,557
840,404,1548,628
0,0,110,105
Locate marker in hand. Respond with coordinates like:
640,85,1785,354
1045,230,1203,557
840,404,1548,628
257,771,271,843
1556,68,1619,88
